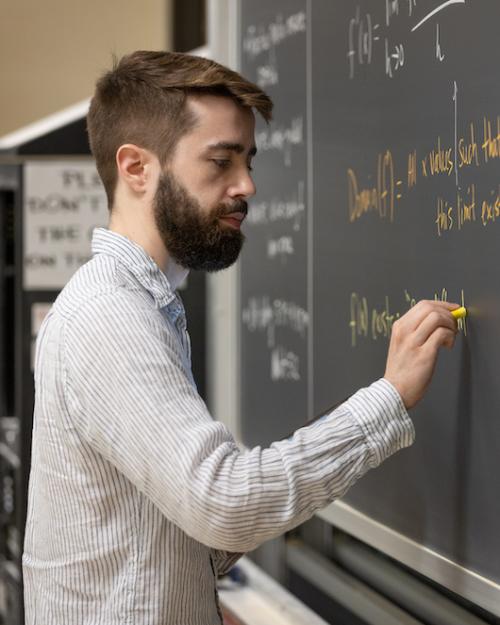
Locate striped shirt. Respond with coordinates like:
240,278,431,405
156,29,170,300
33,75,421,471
23,227,415,625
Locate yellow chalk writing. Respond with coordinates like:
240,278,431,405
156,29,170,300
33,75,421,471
482,116,500,163
481,187,500,226
348,150,395,222
351,288,468,346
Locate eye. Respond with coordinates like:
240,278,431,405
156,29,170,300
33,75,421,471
212,159,231,169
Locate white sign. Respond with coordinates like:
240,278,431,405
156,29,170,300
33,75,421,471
23,160,108,290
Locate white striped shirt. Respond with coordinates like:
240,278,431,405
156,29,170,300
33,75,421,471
23,227,414,624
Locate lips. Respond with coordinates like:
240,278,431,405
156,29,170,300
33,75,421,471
220,212,246,229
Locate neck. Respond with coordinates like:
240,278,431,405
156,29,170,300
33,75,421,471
108,213,189,291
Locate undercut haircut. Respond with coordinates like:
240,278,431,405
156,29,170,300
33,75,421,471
87,50,273,208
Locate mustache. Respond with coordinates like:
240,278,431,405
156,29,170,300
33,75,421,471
218,200,248,217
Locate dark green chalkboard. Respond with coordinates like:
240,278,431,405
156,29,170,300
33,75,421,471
239,0,500,613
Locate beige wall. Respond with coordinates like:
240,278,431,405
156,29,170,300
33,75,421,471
0,0,172,137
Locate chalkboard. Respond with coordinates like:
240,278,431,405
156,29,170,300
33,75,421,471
239,0,500,614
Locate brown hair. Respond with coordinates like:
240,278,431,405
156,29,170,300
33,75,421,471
87,50,273,208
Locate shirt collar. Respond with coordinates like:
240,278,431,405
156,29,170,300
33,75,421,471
91,228,188,310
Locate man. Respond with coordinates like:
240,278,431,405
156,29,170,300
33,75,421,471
23,51,459,624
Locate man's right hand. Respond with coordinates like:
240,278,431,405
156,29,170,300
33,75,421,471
384,300,460,410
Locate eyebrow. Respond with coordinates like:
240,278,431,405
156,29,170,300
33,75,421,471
206,141,257,157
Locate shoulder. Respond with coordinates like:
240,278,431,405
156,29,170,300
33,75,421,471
51,255,167,349
54,254,155,322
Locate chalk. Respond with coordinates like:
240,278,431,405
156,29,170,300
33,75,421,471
451,306,467,320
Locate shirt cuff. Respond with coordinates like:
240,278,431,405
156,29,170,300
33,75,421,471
343,378,415,467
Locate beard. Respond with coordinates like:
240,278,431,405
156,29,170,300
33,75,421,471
153,170,247,272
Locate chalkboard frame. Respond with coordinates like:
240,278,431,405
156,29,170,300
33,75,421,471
319,500,500,616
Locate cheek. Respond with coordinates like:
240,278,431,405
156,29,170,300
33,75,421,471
171,162,228,210
195,182,227,213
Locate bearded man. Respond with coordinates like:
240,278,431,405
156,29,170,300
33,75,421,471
22,51,459,625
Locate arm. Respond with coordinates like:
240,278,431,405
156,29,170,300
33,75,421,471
63,292,454,553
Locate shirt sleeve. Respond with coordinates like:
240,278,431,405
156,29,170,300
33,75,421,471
63,289,414,553
212,550,243,577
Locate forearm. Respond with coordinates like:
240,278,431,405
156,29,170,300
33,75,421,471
180,378,413,552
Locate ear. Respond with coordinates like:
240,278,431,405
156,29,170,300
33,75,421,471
115,144,158,195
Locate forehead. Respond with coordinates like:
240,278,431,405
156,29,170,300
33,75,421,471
180,94,256,151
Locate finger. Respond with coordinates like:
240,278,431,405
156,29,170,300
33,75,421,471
425,326,457,354
413,309,458,346
445,333,457,350
397,300,460,333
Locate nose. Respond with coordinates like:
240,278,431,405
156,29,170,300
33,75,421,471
227,168,256,200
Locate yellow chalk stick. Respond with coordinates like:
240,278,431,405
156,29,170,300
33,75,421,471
451,306,467,320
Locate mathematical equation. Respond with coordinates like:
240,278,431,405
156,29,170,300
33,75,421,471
242,9,306,89
242,296,309,381
347,0,466,80
246,180,306,265
255,116,304,167
349,287,467,347
347,106,500,237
